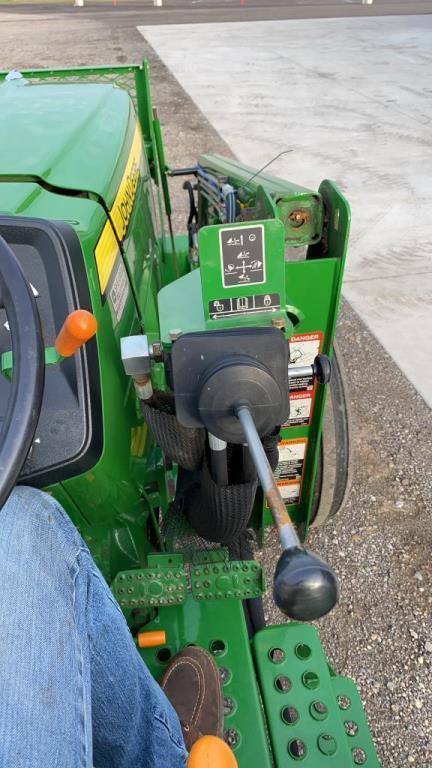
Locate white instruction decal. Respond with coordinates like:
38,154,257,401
109,258,129,324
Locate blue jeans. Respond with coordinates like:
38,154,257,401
0,487,188,768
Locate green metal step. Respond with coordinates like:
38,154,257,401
138,595,273,767
253,624,380,767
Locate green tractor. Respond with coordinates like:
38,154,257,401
0,62,378,767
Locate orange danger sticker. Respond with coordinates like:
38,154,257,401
276,480,302,506
289,331,323,394
275,438,307,482
285,391,314,428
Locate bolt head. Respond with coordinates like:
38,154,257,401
271,318,285,330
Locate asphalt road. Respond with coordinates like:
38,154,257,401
0,5,431,767
1,0,431,25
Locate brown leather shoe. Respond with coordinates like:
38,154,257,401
160,646,223,751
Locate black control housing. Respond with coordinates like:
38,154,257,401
171,327,289,442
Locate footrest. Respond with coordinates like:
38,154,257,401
112,553,187,620
253,624,380,767
191,558,265,602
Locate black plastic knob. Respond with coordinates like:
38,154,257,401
312,355,332,385
273,547,339,621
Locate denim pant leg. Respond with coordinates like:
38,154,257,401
0,487,187,768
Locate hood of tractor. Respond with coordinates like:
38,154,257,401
0,82,136,208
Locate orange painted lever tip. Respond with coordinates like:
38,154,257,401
187,736,238,768
137,630,166,649
55,310,97,357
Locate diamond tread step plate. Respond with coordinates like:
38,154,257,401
191,558,265,602
112,554,187,614
253,623,380,767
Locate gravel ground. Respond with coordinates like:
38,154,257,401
1,10,431,766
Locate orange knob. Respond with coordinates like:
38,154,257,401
187,736,238,768
55,310,97,357
137,630,166,649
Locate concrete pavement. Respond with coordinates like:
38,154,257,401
139,15,432,407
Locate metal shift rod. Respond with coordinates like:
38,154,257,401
237,406,300,551
236,403,339,622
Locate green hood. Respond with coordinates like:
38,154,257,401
0,82,136,209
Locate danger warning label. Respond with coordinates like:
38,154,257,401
285,391,313,428
275,438,307,482
266,438,307,508
289,332,323,394
277,481,302,506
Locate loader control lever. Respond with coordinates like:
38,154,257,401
236,404,338,621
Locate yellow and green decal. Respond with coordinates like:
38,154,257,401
95,125,143,297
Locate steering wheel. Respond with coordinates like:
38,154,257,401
0,236,45,508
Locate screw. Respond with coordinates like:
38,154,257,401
150,340,164,362
168,329,182,342
288,209,308,227
271,318,285,329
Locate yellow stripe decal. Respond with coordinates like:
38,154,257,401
95,221,120,295
94,123,143,295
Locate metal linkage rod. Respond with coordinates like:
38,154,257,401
208,432,228,486
236,405,300,551
288,365,314,380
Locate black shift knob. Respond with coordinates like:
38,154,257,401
273,547,339,621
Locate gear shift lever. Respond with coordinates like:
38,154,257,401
236,404,338,621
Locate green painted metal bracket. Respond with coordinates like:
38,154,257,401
198,153,323,246
1,346,61,379
198,218,289,331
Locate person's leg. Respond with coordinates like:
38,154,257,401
0,486,187,768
